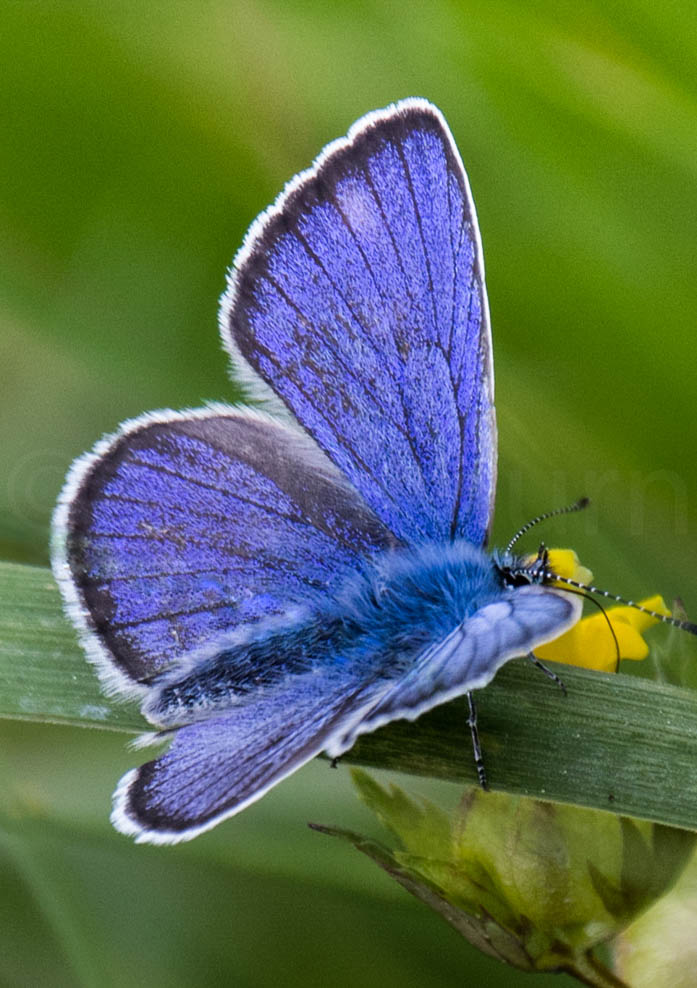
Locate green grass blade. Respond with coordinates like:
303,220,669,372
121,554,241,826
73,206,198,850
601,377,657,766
2,559,696,830
0,561,145,732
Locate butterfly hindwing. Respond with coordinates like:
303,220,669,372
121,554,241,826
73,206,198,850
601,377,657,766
52,407,395,695
112,668,388,843
222,99,496,547
112,586,580,843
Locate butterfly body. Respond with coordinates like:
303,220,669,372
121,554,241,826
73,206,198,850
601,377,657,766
53,99,582,842
145,540,509,725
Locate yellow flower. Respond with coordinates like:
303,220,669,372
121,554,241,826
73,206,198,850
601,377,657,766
542,548,593,588
528,549,671,672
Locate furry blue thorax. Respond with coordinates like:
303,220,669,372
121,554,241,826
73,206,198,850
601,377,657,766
336,540,505,652
150,540,507,724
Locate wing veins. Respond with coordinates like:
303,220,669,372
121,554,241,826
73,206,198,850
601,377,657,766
122,452,371,549
79,562,325,587
108,598,241,630
457,333,489,536
242,313,423,538
357,152,463,509
448,266,479,539
361,163,412,295
263,265,423,453
87,530,341,580
98,490,308,529
330,194,391,308
397,143,471,543
395,141,439,338
122,454,289,504
318,191,440,503
446,171,468,359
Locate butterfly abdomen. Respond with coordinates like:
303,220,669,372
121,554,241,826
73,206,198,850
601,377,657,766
146,613,347,724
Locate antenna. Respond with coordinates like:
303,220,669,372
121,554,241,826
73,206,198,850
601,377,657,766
505,497,590,555
546,572,697,636
503,497,696,638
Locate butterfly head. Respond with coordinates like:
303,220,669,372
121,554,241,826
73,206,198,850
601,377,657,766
493,496,594,591
495,543,554,588
495,499,697,638
494,543,590,595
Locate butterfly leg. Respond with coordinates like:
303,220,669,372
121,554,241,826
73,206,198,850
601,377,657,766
527,652,567,696
466,691,488,790
329,756,341,769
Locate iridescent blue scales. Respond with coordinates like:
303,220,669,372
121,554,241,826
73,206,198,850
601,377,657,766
52,99,581,843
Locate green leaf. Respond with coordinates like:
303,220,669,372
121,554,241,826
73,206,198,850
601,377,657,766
310,821,537,969
3,559,697,831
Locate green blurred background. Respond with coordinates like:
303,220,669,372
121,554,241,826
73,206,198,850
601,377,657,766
2,1,696,985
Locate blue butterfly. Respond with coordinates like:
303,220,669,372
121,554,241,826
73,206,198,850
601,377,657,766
52,99,583,844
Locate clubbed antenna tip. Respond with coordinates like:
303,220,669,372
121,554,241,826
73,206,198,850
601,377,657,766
549,572,697,637
505,497,590,555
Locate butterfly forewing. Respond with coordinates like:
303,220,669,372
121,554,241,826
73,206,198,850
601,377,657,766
112,586,580,843
222,99,496,548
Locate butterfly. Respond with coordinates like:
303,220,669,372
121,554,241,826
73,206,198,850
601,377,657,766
52,98,584,844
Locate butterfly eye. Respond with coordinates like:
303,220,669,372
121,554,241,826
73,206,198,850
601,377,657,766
496,545,555,588
498,561,538,588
